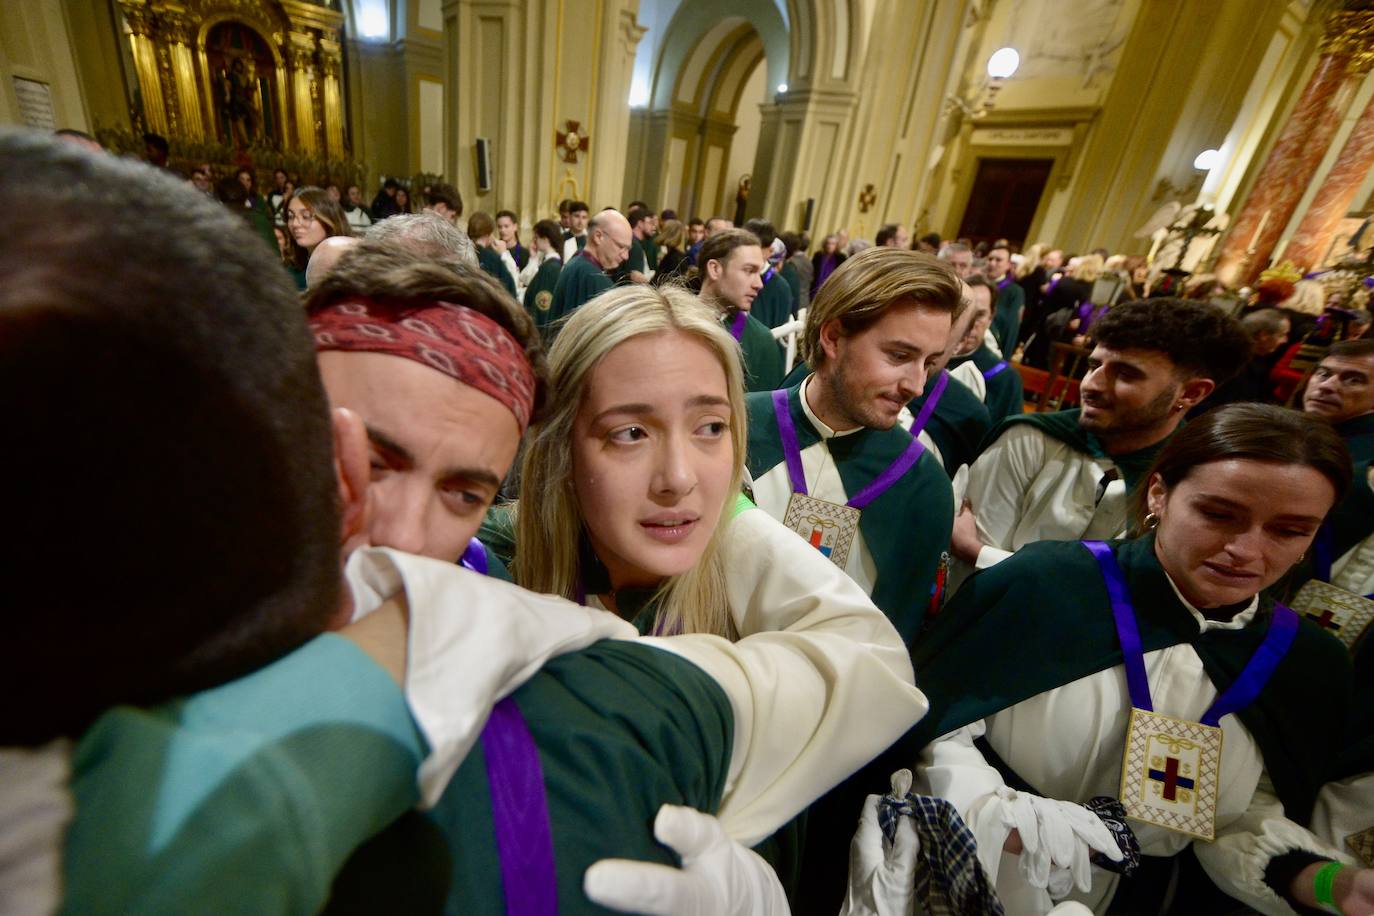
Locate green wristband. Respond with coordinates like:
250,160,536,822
1313,860,1345,914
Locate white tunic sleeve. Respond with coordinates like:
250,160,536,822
1192,771,1350,916
641,507,928,846
965,424,1046,568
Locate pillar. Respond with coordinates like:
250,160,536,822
1283,43,1374,269
1214,9,1374,286
122,4,168,134
286,32,319,153
162,12,205,140
319,37,346,159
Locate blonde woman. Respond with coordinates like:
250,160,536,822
514,283,904,641
1025,253,1105,367
503,282,927,902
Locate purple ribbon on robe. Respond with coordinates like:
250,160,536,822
768,371,946,507
480,697,558,915
459,537,489,576
729,310,749,341
1081,540,1297,727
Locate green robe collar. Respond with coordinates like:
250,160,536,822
743,380,953,644
994,409,1175,493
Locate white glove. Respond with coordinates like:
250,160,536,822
989,787,1121,897
840,770,919,916
583,804,790,915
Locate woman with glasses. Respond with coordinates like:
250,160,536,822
283,186,350,290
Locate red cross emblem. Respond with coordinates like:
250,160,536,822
1148,756,1195,801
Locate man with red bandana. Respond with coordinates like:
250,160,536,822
306,239,542,574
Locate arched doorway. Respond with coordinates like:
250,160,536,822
204,21,282,147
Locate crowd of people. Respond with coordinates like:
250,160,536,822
7,127,1374,916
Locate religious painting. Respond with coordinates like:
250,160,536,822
206,22,280,148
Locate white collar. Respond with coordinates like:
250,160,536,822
1161,569,1259,633
799,375,865,440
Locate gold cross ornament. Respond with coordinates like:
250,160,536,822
858,183,876,213
556,120,590,163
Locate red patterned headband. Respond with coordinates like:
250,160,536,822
311,297,536,431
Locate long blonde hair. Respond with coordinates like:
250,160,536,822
1071,253,1104,283
514,284,747,639
1017,243,1046,279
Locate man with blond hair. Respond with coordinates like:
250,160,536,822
745,247,963,645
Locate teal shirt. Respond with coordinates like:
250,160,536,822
64,635,425,914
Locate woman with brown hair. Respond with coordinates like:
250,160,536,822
891,403,1370,915
283,186,350,289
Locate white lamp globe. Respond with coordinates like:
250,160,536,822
987,48,1020,80
777,83,788,94
1193,148,1220,171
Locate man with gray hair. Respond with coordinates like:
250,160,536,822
367,211,478,266
937,241,973,279
543,208,631,339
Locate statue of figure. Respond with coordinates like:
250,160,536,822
218,58,260,148
733,174,751,226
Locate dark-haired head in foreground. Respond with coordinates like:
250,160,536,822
0,129,342,745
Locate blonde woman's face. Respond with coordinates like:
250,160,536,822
572,330,735,591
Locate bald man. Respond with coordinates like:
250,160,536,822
305,235,360,288
543,208,631,340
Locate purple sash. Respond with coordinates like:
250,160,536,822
729,310,748,341
480,697,558,915
982,361,1010,381
769,372,945,508
1081,540,1297,727
459,537,489,576
997,275,1014,291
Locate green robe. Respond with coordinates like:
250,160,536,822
910,535,1351,824
1336,411,1374,465
751,271,794,330
329,641,733,914
780,261,803,309
950,345,1025,425
546,251,612,339
731,309,785,393
523,256,563,322
909,370,991,476
476,245,518,299
744,380,953,645
990,278,1025,356
642,234,659,271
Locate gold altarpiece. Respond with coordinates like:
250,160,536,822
114,0,351,173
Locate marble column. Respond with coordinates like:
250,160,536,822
1214,49,1354,286
1284,88,1374,270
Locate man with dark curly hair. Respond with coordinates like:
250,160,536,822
950,298,1250,577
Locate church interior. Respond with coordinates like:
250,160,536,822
7,0,1374,283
